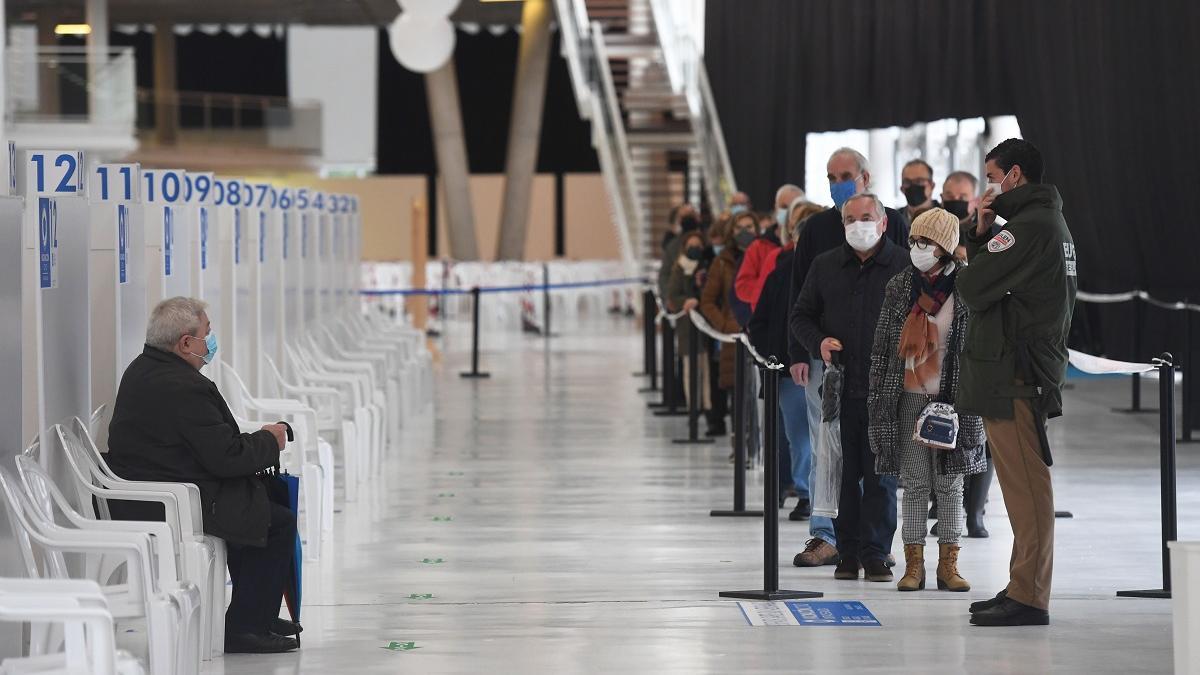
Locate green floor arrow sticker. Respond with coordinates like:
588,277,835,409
408,593,434,600
437,493,455,498
431,516,453,522
383,641,420,652
447,471,465,476
420,558,445,564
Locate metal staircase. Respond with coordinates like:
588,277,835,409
553,0,737,274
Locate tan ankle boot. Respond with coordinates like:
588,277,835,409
937,543,971,592
897,544,925,591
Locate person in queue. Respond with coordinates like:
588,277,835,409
729,191,753,215
657,203,699,298
958,138,1077,627
788,149,910,569
734,184,804,313
900,159,939,223
700,213,759,457
748,197,825,521
790,193,908,582
665,229,712,424
868,208,986,593
940,170,979,226
106,297,299,654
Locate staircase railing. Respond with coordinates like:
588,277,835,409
554,0,643,273
646,0,737,212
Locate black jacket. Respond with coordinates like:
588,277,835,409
787,205,910,364
107,346,281,547
789,238,911,399
748,247,795,368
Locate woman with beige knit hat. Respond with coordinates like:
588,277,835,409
866,207,988,592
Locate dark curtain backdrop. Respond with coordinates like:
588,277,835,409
376,28,599,174
706,0,1199,422
109,30,288,95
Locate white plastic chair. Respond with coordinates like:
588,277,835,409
0,466,200,675
0,578,145,675
288,342,382,481
49,420,226,661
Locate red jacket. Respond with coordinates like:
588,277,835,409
734,238,786,311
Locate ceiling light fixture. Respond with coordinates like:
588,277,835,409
54,24,92,35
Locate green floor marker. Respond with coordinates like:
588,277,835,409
408,593,434,600
383,641,420,651
447,471,465,476
432,516,453,522
437,493,456,498
420,558,445,564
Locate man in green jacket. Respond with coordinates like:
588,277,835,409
955,139,1077,627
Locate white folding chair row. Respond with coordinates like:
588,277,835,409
50,419,225,661
261,354,360,509
312,324,404,440
218,362,328,560
287,341,384,481
342,312,433,418
0,578,144,675
0,464,201,675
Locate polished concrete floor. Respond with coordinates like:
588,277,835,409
203,315,1192,674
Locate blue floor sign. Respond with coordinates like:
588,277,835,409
738,601,881,626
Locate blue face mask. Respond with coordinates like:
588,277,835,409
730,204,748,216
188,332,218,365
829,177,860,209
775,208,788,229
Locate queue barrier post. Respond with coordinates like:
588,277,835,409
1181,303,1195,444
459,286,491,379
1117,353,1177,599
1115,295,1157,414
636,290,659,391
673,321,714,445
652,315,687,417
711,338,763,517
720,358,822,601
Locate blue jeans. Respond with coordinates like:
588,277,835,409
805,359,836,546
778,376,811,498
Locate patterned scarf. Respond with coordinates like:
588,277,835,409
899,266,956,392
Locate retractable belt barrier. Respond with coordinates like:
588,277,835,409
1075,290,1198,442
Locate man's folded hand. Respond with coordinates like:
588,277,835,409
261,424,287,450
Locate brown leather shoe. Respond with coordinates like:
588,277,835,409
793,538,839,567
937,543,971,591
897,544,925,591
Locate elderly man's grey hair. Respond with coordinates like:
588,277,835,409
841,192,885,221
775,183,804,206
829,147,871,184
146,297,208,351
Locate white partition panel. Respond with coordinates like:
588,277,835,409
143,168,192,307
89,163,144,429
0,194,27,451
316,193,332,321
226,177,260,394
214,178,241,387
256,183,285,385
20,149,91,462
280,187,303,346
301,192,319,330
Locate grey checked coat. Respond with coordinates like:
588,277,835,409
868,267,987,477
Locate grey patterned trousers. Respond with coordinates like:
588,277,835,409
898,392,965,545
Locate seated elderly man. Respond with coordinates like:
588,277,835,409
106,297,298,654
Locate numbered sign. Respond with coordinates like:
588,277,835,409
184,172,216,205
28,150,85,196
199,208,209,270
258,211,266,263
118,204,129,284
7,142,16,195
251,183,277,209
234,210,242,264
282,212,289,260
38,198,59,289
93,164,139,202
142,169,187,204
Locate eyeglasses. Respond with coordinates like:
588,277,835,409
909,239,935,250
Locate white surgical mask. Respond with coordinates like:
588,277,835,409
775,208,788,228
845,220,882,252
910,245,941,272
985,166,1015,197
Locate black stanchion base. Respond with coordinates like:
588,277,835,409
710,509,764,517
1179,437,1199,444
1111,407,1159,414
638,386,660,393
719,589,824,601
653,409,689,417
1116,589,1171,599
647,401,667,408
673,437,715,445
1055,511,1074,518
633,371,649,377
460,372,492,379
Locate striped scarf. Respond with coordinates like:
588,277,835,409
898,266,956,392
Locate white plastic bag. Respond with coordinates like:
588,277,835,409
811,360,844,518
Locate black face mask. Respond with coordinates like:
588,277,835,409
903,184,929,207
943,199,970,219
684,246,703,261
734,229,756,249
680,215,700,233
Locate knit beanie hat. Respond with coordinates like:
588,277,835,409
910,208,960,254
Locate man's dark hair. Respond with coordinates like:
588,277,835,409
985,138,1044,183
902,158,934,181
946,170,978,189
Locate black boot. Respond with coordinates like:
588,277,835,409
965,460,995,538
